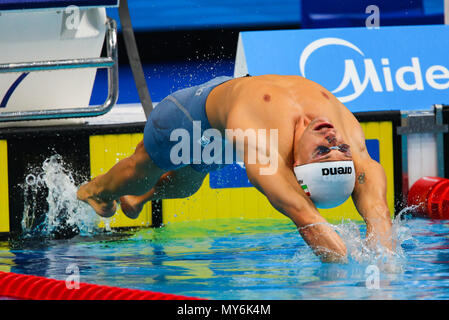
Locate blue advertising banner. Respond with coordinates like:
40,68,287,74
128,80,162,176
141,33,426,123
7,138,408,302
105,0,301,32
0,0,118,11
236,25,449,112
210,139,380,189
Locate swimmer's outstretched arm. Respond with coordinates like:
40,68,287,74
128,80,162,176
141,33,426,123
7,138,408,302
226,104,347,262
246,163,348,263
351,152,393,251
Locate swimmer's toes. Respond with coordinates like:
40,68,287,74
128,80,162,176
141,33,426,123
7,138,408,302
76,183,90,202
99,200,117,218
119,196,142,220
76,182,117,218
78,192,117,218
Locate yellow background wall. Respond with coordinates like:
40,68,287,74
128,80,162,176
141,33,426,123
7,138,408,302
89,133,152,228
87,121,395,227
0,140,9,233
163,121,395,224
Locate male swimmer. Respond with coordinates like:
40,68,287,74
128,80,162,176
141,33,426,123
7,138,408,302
77,75,393,262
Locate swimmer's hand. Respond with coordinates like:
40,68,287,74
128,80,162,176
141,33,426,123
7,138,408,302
77,180,117,218
365,216,395,251
298,222,348,263
351,157,394,251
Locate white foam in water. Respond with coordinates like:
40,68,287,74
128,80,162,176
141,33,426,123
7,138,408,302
336,214,411,273
21,154,105,237
292,209,414,274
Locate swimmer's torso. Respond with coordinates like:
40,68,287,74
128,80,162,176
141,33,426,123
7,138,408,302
206,75,366,164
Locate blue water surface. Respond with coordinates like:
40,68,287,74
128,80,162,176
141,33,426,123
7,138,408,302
1,217,449,300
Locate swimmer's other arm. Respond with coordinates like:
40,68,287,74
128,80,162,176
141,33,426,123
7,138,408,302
351,152,393,250
246,163,348,263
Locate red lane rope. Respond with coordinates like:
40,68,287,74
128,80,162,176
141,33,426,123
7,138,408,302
0,271,202,300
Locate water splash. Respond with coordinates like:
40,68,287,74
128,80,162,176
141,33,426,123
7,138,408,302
21,154,105,238
335,214,411,273
293,209,415,274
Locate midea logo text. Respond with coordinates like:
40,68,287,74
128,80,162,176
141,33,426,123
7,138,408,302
299,37,449,103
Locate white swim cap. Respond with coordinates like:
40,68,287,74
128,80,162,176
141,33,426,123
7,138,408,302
293,160,355,209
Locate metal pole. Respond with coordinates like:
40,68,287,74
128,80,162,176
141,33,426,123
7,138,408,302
435,105,446,178
118,0,154,120
445,0,449,25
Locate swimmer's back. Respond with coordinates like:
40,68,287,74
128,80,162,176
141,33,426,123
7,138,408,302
206,75,365,153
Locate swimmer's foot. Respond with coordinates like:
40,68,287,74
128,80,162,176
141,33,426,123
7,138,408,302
77,182,117,218
119,195,144,220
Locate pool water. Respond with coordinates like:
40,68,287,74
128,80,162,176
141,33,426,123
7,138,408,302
1,215,449,300
1,156,449,300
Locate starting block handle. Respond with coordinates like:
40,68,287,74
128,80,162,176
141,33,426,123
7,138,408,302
0,17,119,122
0,58,114,74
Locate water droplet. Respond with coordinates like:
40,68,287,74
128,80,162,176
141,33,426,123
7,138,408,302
25,174,36,186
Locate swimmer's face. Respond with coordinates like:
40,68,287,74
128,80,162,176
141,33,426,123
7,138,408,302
296,117,352,165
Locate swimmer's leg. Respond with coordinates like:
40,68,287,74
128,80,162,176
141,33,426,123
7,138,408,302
77,141,165,217
120,166,207,219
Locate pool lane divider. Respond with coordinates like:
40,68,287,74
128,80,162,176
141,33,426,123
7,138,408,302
0,271,202,300
408,176,449,219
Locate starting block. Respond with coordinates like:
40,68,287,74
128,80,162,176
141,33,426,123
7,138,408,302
0,0,119,124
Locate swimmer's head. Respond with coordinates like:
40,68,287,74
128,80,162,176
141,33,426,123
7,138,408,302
293,117,355,208
294,161,355,208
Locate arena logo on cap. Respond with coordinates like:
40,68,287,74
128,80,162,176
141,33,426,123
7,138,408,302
299,37,449,103
322,166,353,176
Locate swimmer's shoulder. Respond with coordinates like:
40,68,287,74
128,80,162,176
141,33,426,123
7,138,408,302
230,74,307,85
229,75,333,100
224,75,306,96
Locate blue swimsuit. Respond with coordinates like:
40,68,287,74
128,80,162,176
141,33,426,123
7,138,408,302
143,76,234,173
